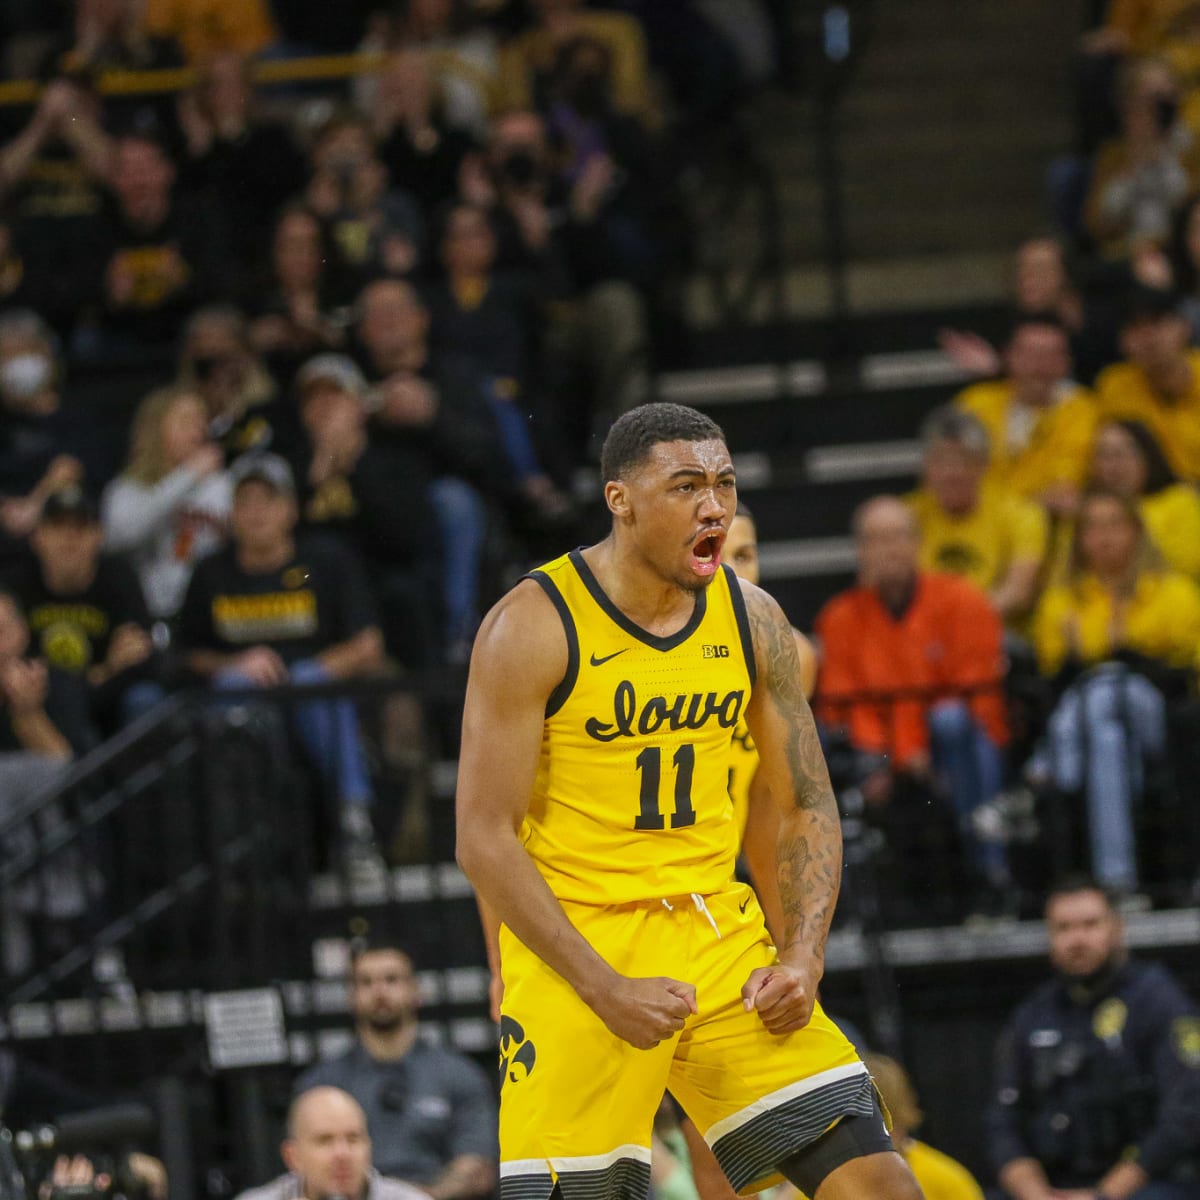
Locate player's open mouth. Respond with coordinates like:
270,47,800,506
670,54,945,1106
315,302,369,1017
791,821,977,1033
690,530,725,576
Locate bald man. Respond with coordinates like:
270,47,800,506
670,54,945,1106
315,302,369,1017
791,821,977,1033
236,1087,426,1200
814,495,1011,911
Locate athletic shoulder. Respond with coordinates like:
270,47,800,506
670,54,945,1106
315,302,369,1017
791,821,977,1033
468,576,569,704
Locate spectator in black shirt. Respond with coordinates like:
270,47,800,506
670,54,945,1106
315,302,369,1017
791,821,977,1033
0,74,112,325
292,353,440,669
249,205,354,389
77,132,226,361
175,453,387,880
0,309,89,553
177,53,308,274
354,278,495,659
11,485,163,730
427,202,571,523
370,49,477,219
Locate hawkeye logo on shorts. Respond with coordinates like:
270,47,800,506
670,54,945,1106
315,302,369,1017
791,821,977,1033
584,680,745,743
702,644,730,658
498,1016,536,1087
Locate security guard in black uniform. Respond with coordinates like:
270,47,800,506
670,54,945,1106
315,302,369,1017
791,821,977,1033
986,877,1200,1200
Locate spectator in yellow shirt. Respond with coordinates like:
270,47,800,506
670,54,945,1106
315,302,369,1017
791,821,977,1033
907,407,1048,625
954,317,1098,515
863,1054,985,1200
1090,417,1200,577
1029,489,1200,893
1095,283,1200,479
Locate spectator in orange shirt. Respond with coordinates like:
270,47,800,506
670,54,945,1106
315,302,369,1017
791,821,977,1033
815,496,1010,895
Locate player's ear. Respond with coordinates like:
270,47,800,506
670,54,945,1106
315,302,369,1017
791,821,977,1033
605,480,631,518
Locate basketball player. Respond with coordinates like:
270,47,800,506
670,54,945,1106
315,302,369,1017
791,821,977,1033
456,404,921,1200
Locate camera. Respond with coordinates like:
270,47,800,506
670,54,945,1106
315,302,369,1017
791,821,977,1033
0,1106,156,1200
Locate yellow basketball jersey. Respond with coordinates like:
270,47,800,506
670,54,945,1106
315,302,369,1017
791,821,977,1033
727,719,758,843
524,549,756,905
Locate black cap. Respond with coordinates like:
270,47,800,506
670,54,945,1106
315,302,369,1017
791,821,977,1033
230,452,295,496
40,485,98,523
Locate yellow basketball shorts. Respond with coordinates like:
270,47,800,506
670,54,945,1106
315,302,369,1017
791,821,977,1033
496,881,873,1200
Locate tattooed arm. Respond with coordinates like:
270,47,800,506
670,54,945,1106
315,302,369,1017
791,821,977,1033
738,581,842,1034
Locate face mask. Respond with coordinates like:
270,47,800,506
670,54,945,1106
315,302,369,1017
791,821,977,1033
500,150,540,187
0,352,52,400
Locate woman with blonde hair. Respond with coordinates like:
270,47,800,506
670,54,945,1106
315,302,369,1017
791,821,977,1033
102,385,231,619
1029,488,1200,895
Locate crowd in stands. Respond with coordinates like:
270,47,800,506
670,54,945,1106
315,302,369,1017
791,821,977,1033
813,0,1200,918
0,0,790,873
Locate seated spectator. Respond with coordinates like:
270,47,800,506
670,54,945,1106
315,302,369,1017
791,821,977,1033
1028,489,1200,895
101,385,232,621
1089,417,1200,578
368,50,479,216
815,497,1011,902
987,877,1200,1199
144,0,277,62
862,1054,985,1200
354,278,496,658
306,110,424,284
493,0,653,127
1167,190,1200,341
0,309,88,548
234,1086,425,1200
296,938,497,1196
249,205,353,387
176,53,308,270
427,201,571,523
907,407,1049,626
76,132,228,361
177,305,286,462
174,454,387,879
1084,56,1198,257
954,316,1098,516
1095,284,1200,479
292,353,441,668
8,485,162,730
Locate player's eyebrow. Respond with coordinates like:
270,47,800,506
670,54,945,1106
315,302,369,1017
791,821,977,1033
666,466,737,481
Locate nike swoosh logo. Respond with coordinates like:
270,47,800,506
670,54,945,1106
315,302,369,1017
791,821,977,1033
739,898,750,914
589,649,628,667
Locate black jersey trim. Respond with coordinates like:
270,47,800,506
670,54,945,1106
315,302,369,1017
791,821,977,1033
526,571,579,718
568,549,707,652
723,564,757,689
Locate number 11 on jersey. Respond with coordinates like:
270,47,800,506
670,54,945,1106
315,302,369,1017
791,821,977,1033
634,744,697,829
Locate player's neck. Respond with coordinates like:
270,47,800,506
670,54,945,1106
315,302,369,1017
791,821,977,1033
583,539,698,637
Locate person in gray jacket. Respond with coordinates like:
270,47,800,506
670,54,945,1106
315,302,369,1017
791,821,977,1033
235,1087,426,1200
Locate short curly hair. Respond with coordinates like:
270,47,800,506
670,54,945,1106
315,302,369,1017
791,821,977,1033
600,402,726,482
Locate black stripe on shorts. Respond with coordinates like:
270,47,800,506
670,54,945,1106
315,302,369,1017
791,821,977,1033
711,1069,877,1193
500,1158,651,1200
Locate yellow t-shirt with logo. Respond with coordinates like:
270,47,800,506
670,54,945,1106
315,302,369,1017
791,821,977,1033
907,486,1049,593
1095,350,1200,481
955,380,1098,499
525,550,754,905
